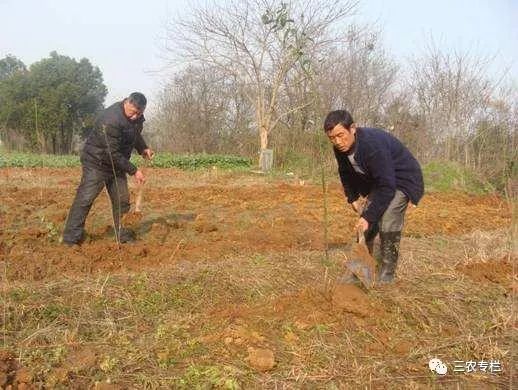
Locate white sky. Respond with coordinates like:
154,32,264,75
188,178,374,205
1,0,516,114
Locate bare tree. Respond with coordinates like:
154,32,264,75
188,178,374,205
316,25,398,125
151,65,256,155
470,85,517,191
383,93,429,161
264,23,398,169
166,0,358,165
408,41,497,162
152,66,226,153
405,40,517,192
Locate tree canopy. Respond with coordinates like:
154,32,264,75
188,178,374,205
0,51,107,153
0,54,27,81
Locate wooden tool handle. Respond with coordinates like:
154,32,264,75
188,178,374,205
135,185,144,212
355,199,366,244
357,225,366,245
134,159,150,213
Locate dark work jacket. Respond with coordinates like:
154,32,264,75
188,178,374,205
81,101,147,175
334,127,424,224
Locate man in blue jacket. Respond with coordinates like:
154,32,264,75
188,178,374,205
324,109,424,283
63,92,154,246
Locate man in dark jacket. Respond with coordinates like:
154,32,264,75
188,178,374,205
323,109,424,283
63,92,154,245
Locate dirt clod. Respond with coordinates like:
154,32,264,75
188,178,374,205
247,347,275,372
15,367,33,384
331,284,374,317
65,347,98,372
123,211,144,226
0,351,16,384
457,257,515,292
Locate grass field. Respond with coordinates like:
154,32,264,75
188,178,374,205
0,162,515,388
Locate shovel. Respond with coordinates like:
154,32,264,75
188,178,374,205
134,182,145,213
134,159,151,213
341,225,377,289
123,159,149,227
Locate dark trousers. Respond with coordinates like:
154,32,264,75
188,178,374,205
363,190,409,260
63,166,130,244
364,190,409,240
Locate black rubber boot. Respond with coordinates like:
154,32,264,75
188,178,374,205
111,205,135,244
379,231,401,283
364,222,379,261
109,224,136,244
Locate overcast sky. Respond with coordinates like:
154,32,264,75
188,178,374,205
1,0,516,113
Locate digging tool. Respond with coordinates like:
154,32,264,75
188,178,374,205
134,159,151,213
134,183,144,213
341,225,377,289
123,158,150,228
337,201,377,289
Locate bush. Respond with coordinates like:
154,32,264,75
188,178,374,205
137,153,251,170
0,152,79,167
0,152,251,170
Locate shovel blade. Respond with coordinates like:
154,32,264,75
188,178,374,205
344,259,375,289
342,242,377,289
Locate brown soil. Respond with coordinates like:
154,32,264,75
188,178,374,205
457,256,516,292
215,284,379,331
0,350,33,388
331,283,377,317
122,211,144,226
0,350,17,388
0,168,513,388
246,347,275,371
65,347,98,373
0,168,511,282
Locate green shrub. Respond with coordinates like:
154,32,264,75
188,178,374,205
136,153,251,170
0,152,251,170
423,160,494,194
0,152,79,167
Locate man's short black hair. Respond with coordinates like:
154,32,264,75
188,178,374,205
323,110,354,132
127,92,147,110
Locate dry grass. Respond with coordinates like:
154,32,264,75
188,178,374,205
2,228,515,388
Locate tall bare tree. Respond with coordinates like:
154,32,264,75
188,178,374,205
408,41,497,162
166,0,358,164
316,25,398,125
151,65,256,155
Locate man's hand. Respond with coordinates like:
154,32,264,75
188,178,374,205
142,148,154,160
407,202,417,214
134,169,146,185
356,217,369,233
